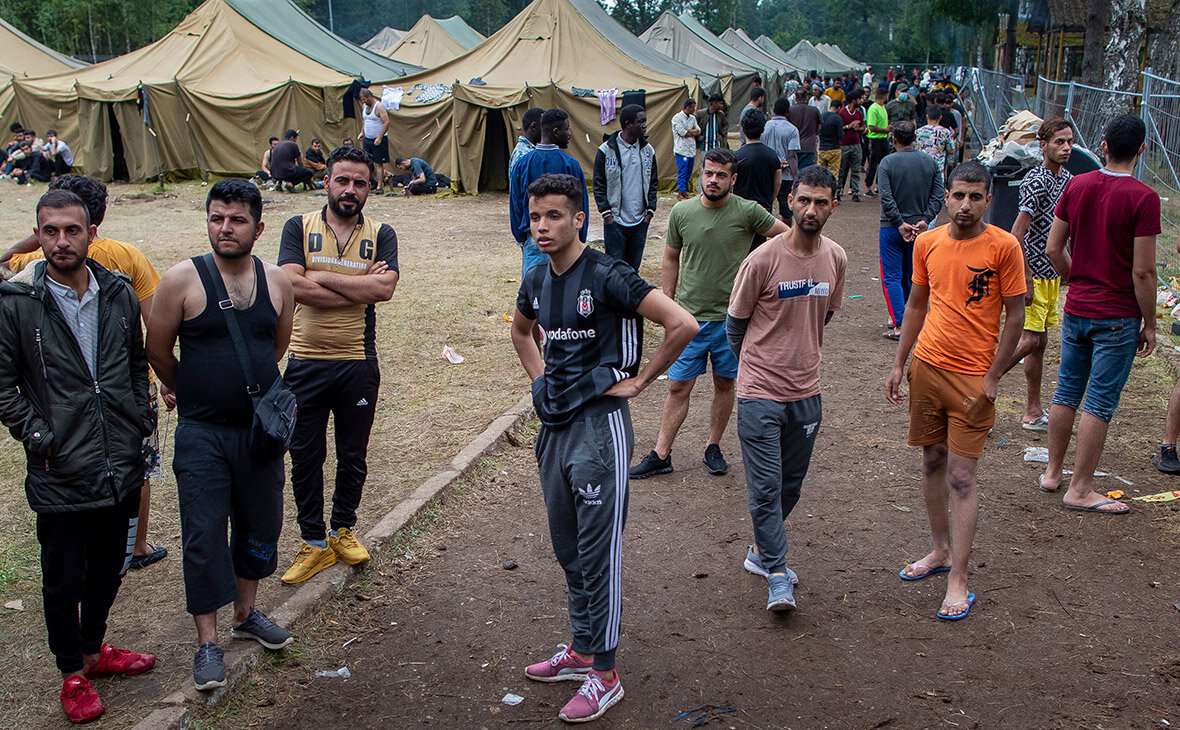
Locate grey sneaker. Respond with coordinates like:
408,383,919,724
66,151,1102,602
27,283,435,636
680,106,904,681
193,642,226,691
767,574,797,612
231,607,294,650
703,444,728,475
743,545,769,577
629,450,672,479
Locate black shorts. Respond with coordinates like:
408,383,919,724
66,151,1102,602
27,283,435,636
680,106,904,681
363,136,390,164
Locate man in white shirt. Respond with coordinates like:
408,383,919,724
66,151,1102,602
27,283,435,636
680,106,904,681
42,130,73,177
672,98,701,200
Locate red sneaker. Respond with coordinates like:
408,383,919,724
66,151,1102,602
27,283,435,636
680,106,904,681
83,643,157,678
525,643,593,682
60,676,105,724
558,669,624,723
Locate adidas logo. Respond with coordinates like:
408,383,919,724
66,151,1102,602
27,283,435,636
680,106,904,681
356,398,369,407
577,483,603,505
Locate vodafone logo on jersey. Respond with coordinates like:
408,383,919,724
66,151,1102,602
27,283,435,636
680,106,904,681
543,327,597,340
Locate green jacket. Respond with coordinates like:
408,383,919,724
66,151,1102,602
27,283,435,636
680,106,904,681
0,260,152,513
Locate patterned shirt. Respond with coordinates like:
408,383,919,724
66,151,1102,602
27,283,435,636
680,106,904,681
914,124,955,166
1018,165,1073,280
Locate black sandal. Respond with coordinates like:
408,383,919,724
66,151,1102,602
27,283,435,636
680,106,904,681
129,544,167,570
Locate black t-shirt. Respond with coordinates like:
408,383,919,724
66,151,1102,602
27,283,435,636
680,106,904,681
516,247,654,426
818,111,845,151
305,147,326,165
270,140,301,179
734,142,781,213
939,107,958,132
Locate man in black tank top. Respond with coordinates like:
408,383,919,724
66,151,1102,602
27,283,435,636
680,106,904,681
146,179,295,692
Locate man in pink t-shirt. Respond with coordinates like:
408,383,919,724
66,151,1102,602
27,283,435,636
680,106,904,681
1038,115,1160,514
726,166,847,612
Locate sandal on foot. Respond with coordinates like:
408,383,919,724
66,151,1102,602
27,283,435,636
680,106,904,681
1036,475,1060,493
899,562,950,581
129,544,168,570
937,593,976,621
1064,499,1129,515
1022,413,1049,431
882,330,900,341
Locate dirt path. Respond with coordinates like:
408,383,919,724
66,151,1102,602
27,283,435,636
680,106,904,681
166,194,1180,728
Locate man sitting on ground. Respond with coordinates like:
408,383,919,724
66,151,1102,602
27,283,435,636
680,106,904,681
270,130,316,193
395,157,438,195
304,138,328,174
43,130,73,177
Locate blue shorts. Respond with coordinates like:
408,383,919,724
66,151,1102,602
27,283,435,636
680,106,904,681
1051,313,1140,423
520,237,549,278
668,320,738,381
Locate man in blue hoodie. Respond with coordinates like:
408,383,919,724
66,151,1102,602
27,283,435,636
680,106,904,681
592,104,658,271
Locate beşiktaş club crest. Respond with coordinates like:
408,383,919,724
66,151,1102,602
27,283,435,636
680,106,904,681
577,289,594,317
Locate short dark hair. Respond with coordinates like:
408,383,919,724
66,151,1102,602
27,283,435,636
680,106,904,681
708,93,724,104
358,86,374,98
46,129,57,136
527,173,583,213
618,104,644,129
541,108,569,137
933,92,947,105
283,129,298,140
48,175,108,227
522,107,544,129
753,75,762,85
37,189,90,227
741,108,766,139
830,98,843,108
1037,116,1074,142
8,122,21,133
926,104,942,119
268,136,279,144
206,178,263,224
749,87,766,102
311,137,323,145
892,121,916,146
683,98,696,109
326,144,375,177
703,147,737,169
792,164,838,197
1103,114,1146,163
947,160,992,191
773,97,791,116
394,157,410,167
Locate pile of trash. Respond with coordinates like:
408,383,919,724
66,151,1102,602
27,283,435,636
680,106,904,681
976,110,1045,168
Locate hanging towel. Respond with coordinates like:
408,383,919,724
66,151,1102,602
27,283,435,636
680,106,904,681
344,79,371,119
597,87,618,126
382,86,403,111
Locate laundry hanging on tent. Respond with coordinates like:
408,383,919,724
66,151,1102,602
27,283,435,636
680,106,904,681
136,82,150,126
597,87,618,126
344,79,370,119
381,86,404,111
410,83,452,104
571,86,596,98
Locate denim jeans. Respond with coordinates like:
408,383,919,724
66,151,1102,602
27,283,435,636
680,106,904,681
603,220,649,270
1051,313,1141,422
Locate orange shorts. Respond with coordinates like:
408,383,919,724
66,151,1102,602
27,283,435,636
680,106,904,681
906,357,994,459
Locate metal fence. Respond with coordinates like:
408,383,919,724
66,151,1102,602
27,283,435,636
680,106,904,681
1139,72,1180,232
954,67,1028,158
1033,78,1139,155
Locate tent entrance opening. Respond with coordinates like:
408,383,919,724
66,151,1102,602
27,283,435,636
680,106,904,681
107,105,129,182
478,110,509,192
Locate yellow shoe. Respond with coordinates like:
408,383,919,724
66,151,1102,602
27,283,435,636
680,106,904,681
280,542,337,584
328,527,370,565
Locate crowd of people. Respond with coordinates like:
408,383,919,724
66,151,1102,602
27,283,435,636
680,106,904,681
1,123,73,185
0,67,1168,725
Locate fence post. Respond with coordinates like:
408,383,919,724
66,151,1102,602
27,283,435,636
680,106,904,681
1065,81,1080,148
1138,71,1151,180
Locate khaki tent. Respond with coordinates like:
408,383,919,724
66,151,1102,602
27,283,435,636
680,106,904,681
2,0,417,182
816,43,866,72
640,12,762,120
384,15,486,68
718,28,800,88
777,39,853,76
0,15,86,128
384,0,710,192
363,27,405,55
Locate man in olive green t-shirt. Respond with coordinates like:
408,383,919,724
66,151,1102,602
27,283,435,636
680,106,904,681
630,148,788,480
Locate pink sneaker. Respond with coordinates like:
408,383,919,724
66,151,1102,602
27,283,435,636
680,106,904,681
525,643,592,682
558,669,624,723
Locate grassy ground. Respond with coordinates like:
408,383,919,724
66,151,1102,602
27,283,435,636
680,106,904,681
0,180,652,728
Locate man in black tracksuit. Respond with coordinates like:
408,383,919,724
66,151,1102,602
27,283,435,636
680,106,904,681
592,104,658,271
0,189,156,724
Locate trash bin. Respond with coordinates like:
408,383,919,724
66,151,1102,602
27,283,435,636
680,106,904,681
983,159,1027,232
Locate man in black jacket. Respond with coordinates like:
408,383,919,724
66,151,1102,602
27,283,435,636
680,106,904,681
0,189,156,724
592,104,657,271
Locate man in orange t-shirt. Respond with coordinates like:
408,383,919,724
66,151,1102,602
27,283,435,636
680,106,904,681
885,161,1026,621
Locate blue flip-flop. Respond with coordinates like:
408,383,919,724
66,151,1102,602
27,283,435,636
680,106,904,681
899,564,950,581
937,593,976,621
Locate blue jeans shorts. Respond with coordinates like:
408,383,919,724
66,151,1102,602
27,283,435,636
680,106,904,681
668,320,738,381
1051,313,1141,423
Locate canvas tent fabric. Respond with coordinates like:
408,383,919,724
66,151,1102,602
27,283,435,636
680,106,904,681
816,43,866,72
384,0,709,193
780,39,853,76
1,0,415,182
718,28,799,90
384,15,485,68
0,15,85,79
363,27,405,54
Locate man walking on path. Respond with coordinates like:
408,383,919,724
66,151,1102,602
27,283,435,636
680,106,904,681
885,83,917,127
863,87,890,197
816,99,845,181
147,179,296,691
0,189,157,723
915,105,956,172
886,162,1026,621
1038,115,1160,513
509,108,545,270
738,87,767,146
630,149,788,480
2,174,170,571
593,104,658,271
277,146,400,583
511,173,697,723
877,122,944,340
837,91,865,202
762,97,801,224
672,99,701,200
733,109,782,221
728,166,846,612
999,117,1074,431
787,87,820,171
511,109,589,268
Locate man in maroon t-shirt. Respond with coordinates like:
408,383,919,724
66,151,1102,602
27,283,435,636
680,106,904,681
837,91,866,201
1038,115,1160,514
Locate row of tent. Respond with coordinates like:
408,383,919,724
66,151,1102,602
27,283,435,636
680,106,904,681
0,0,863,190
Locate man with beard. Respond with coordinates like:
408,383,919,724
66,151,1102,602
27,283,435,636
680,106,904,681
727,165,846,612
277,146,399,584
147,179,296,690
0,189,156,723
630,149,788,480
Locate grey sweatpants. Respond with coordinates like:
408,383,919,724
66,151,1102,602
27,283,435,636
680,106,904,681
535,397,633,671
737,395,822,576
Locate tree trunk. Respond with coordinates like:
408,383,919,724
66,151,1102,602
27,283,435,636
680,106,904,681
1003,0,1019,74
1147,0,1180,79
1081,0,1110,85
1102,0,1147,117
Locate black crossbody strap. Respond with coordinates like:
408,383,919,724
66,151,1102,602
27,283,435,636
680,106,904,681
199,253,262,396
